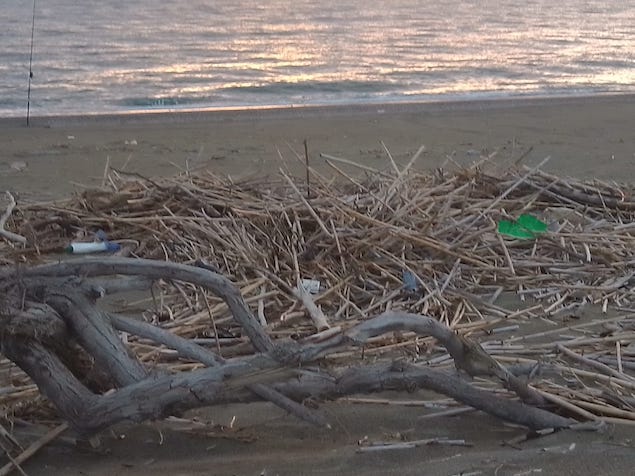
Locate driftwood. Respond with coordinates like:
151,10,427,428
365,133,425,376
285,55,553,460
3,156,633,430
0,257,576,437
0,192,27,245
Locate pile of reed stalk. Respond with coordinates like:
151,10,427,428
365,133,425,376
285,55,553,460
2,153,634,426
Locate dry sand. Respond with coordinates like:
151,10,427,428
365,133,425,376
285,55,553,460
2,95,635,475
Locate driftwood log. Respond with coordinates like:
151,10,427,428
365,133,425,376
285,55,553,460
0,257,575,436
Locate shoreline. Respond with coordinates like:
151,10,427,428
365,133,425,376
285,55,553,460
2,92,634,200
3,91,634,128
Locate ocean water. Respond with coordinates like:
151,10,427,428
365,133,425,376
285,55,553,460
1,0,634,117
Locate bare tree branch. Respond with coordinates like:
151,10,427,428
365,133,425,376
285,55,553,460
44,291,147,386
346,311,547,405
0,192,27,244
109,312,225,366
0,258,577,435
12,258,273,353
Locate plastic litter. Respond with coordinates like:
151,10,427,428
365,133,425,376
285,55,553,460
402,270,419,293
95,229,109,241
498,214,548,239
65,230,121,254
301,279,321,294
65,242,121,254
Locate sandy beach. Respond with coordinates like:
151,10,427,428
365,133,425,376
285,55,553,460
2,95,635,475
2,94,634,200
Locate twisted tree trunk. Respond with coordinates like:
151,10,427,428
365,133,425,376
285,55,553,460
0,258,574,436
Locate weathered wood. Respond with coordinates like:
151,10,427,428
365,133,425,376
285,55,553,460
82,276,154,295
13,258,273,353
7,316,569,434
0,338,95,430
0,301,112,391
72,354,293,434
0,259,578,436
109,312,225,366
307,362,573,430
247,383,329,428
0,191,27,244
0,301,67,343
110,312,327,426
219,363,573,430
346,311,547,405
45,291,147,386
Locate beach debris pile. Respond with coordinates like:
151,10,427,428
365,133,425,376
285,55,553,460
1,154,635,431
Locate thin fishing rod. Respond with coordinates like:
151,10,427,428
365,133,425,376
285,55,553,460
26,0,36,126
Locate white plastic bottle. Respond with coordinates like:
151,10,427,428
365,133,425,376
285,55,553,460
64,242,121,254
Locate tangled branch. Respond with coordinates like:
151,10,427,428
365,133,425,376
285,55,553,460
0,258,577,436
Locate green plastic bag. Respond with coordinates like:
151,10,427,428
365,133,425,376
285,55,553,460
497,214,547,239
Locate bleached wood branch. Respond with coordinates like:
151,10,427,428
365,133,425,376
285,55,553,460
0,258,574,435
0,192,27,244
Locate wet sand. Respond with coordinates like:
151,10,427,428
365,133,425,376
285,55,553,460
2,95,635,474
23,400,635,476
2,94,634,200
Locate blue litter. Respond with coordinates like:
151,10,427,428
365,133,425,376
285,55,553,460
402,270,419,293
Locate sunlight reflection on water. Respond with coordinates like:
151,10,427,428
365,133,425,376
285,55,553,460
1,0,633,116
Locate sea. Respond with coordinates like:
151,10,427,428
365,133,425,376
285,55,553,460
1,0,634,118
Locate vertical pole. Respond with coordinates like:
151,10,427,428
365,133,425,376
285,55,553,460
304,139,310,199
26,0,37,126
